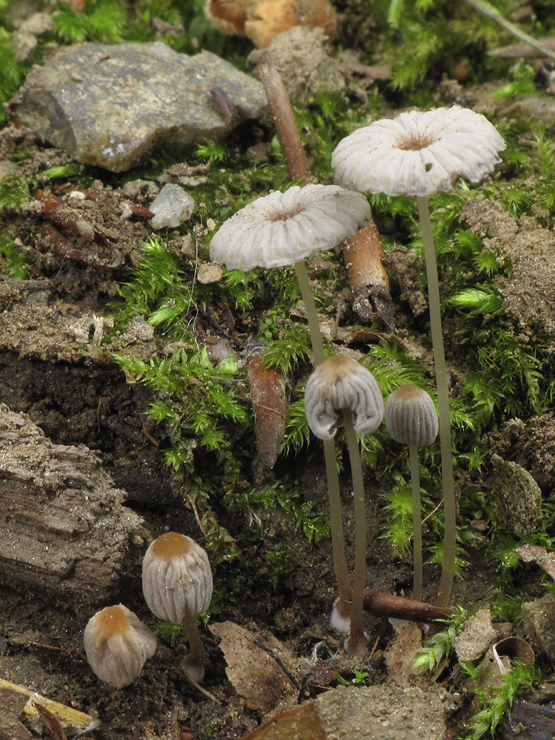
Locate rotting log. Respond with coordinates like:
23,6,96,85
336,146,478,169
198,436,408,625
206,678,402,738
0,404,146,607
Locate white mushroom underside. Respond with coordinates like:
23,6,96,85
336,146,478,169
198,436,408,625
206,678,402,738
142,543,213,624
332,106,506,197
209,184,371,271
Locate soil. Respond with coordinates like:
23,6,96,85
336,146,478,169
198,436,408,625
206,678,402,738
2,11,555,740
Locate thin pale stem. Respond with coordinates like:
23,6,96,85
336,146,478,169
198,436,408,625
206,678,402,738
409,444,423,603
342,409,368,656
182,611,207,682
417,195,456,608
294,260,351,621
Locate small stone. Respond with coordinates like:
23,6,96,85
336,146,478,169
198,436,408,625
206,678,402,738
488,454,542,535
149,184,194,229
197,263,223,284
454,609,497,662
522,593,555,659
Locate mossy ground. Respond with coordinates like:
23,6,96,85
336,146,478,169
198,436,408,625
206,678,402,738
2,0,555,738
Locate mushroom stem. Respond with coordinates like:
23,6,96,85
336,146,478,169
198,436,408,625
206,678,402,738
294,259,352,623
342,409,368,656
409,444,423,603
259,65,311,184
416,195,456,608
182,611,207,683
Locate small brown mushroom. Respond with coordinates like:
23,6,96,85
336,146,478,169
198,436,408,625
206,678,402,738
142,532,213,682
83,604,157,688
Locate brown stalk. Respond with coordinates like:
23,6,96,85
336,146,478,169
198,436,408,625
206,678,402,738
35,190,96,241
343,216,394,330
363,589,452,623
258,65,311,184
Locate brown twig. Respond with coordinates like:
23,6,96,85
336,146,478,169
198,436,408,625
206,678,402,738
363,589,452,623
259,65,311,184
35,190,96,240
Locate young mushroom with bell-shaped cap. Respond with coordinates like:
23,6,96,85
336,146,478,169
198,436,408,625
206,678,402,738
83,604,157,689
332,105,505,607
305,354,384,656
385,384,439,602
210,182,372,631
142,531,213,682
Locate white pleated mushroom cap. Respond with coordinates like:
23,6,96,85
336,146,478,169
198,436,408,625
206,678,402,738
142,532,213,624
209,184,371,271
384,384,439,447
332,106,506,197
83,604,157,689
304,354,384,440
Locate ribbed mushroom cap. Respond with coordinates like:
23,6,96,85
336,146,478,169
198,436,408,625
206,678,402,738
332,106,506,197
209,184,371,271
304,354,384,440
384,384,438,447
142,532,213,624
83,604,157,689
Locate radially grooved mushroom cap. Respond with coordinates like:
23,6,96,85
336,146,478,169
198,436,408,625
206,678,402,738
142,532,213,624
83,604,157,689
332,105,506,197
384,383,438,447
209,183,371,271
304,354,384,440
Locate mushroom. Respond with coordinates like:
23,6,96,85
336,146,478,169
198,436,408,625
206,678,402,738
83,604,157,688
142,532,213,682
210,183,371,622
332,106,505,606
305,354,384,655
384,384,439,602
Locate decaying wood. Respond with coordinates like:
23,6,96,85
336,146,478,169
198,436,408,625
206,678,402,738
0,405,146,606
343,217,395,330
35,190,97,241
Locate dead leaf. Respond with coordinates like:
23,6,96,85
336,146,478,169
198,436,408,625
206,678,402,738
239,702,326,740
515,543,555,581
209,621,299,718
33,702,67,740
384,622,422,685
246,342,287,469
0,687,32,740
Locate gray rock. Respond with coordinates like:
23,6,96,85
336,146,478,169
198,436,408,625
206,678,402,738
7,42,268,172
149,183,194,229
454,609,497,662
248,26,347,105
522,593,555,659
489,454,542,535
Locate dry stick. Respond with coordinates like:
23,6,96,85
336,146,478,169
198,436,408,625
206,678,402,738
417,196,456,608
363,590,451,623
258,64,311,184
464,0,555,63
261,66,352,623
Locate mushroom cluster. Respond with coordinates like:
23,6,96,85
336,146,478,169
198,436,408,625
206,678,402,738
83,532,213,688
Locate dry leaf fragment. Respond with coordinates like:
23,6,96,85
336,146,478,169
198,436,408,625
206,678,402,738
239,701,326,740
0,687,32,740
384,622,422,685
209,621,299,718
33,702,67,740
246,342,287,469
515,543,555,581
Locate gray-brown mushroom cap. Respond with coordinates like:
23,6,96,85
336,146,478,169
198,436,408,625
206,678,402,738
384,384,438,447
142,532,213,624
304,354,384,440
209,184,371,271
83,604,157,689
